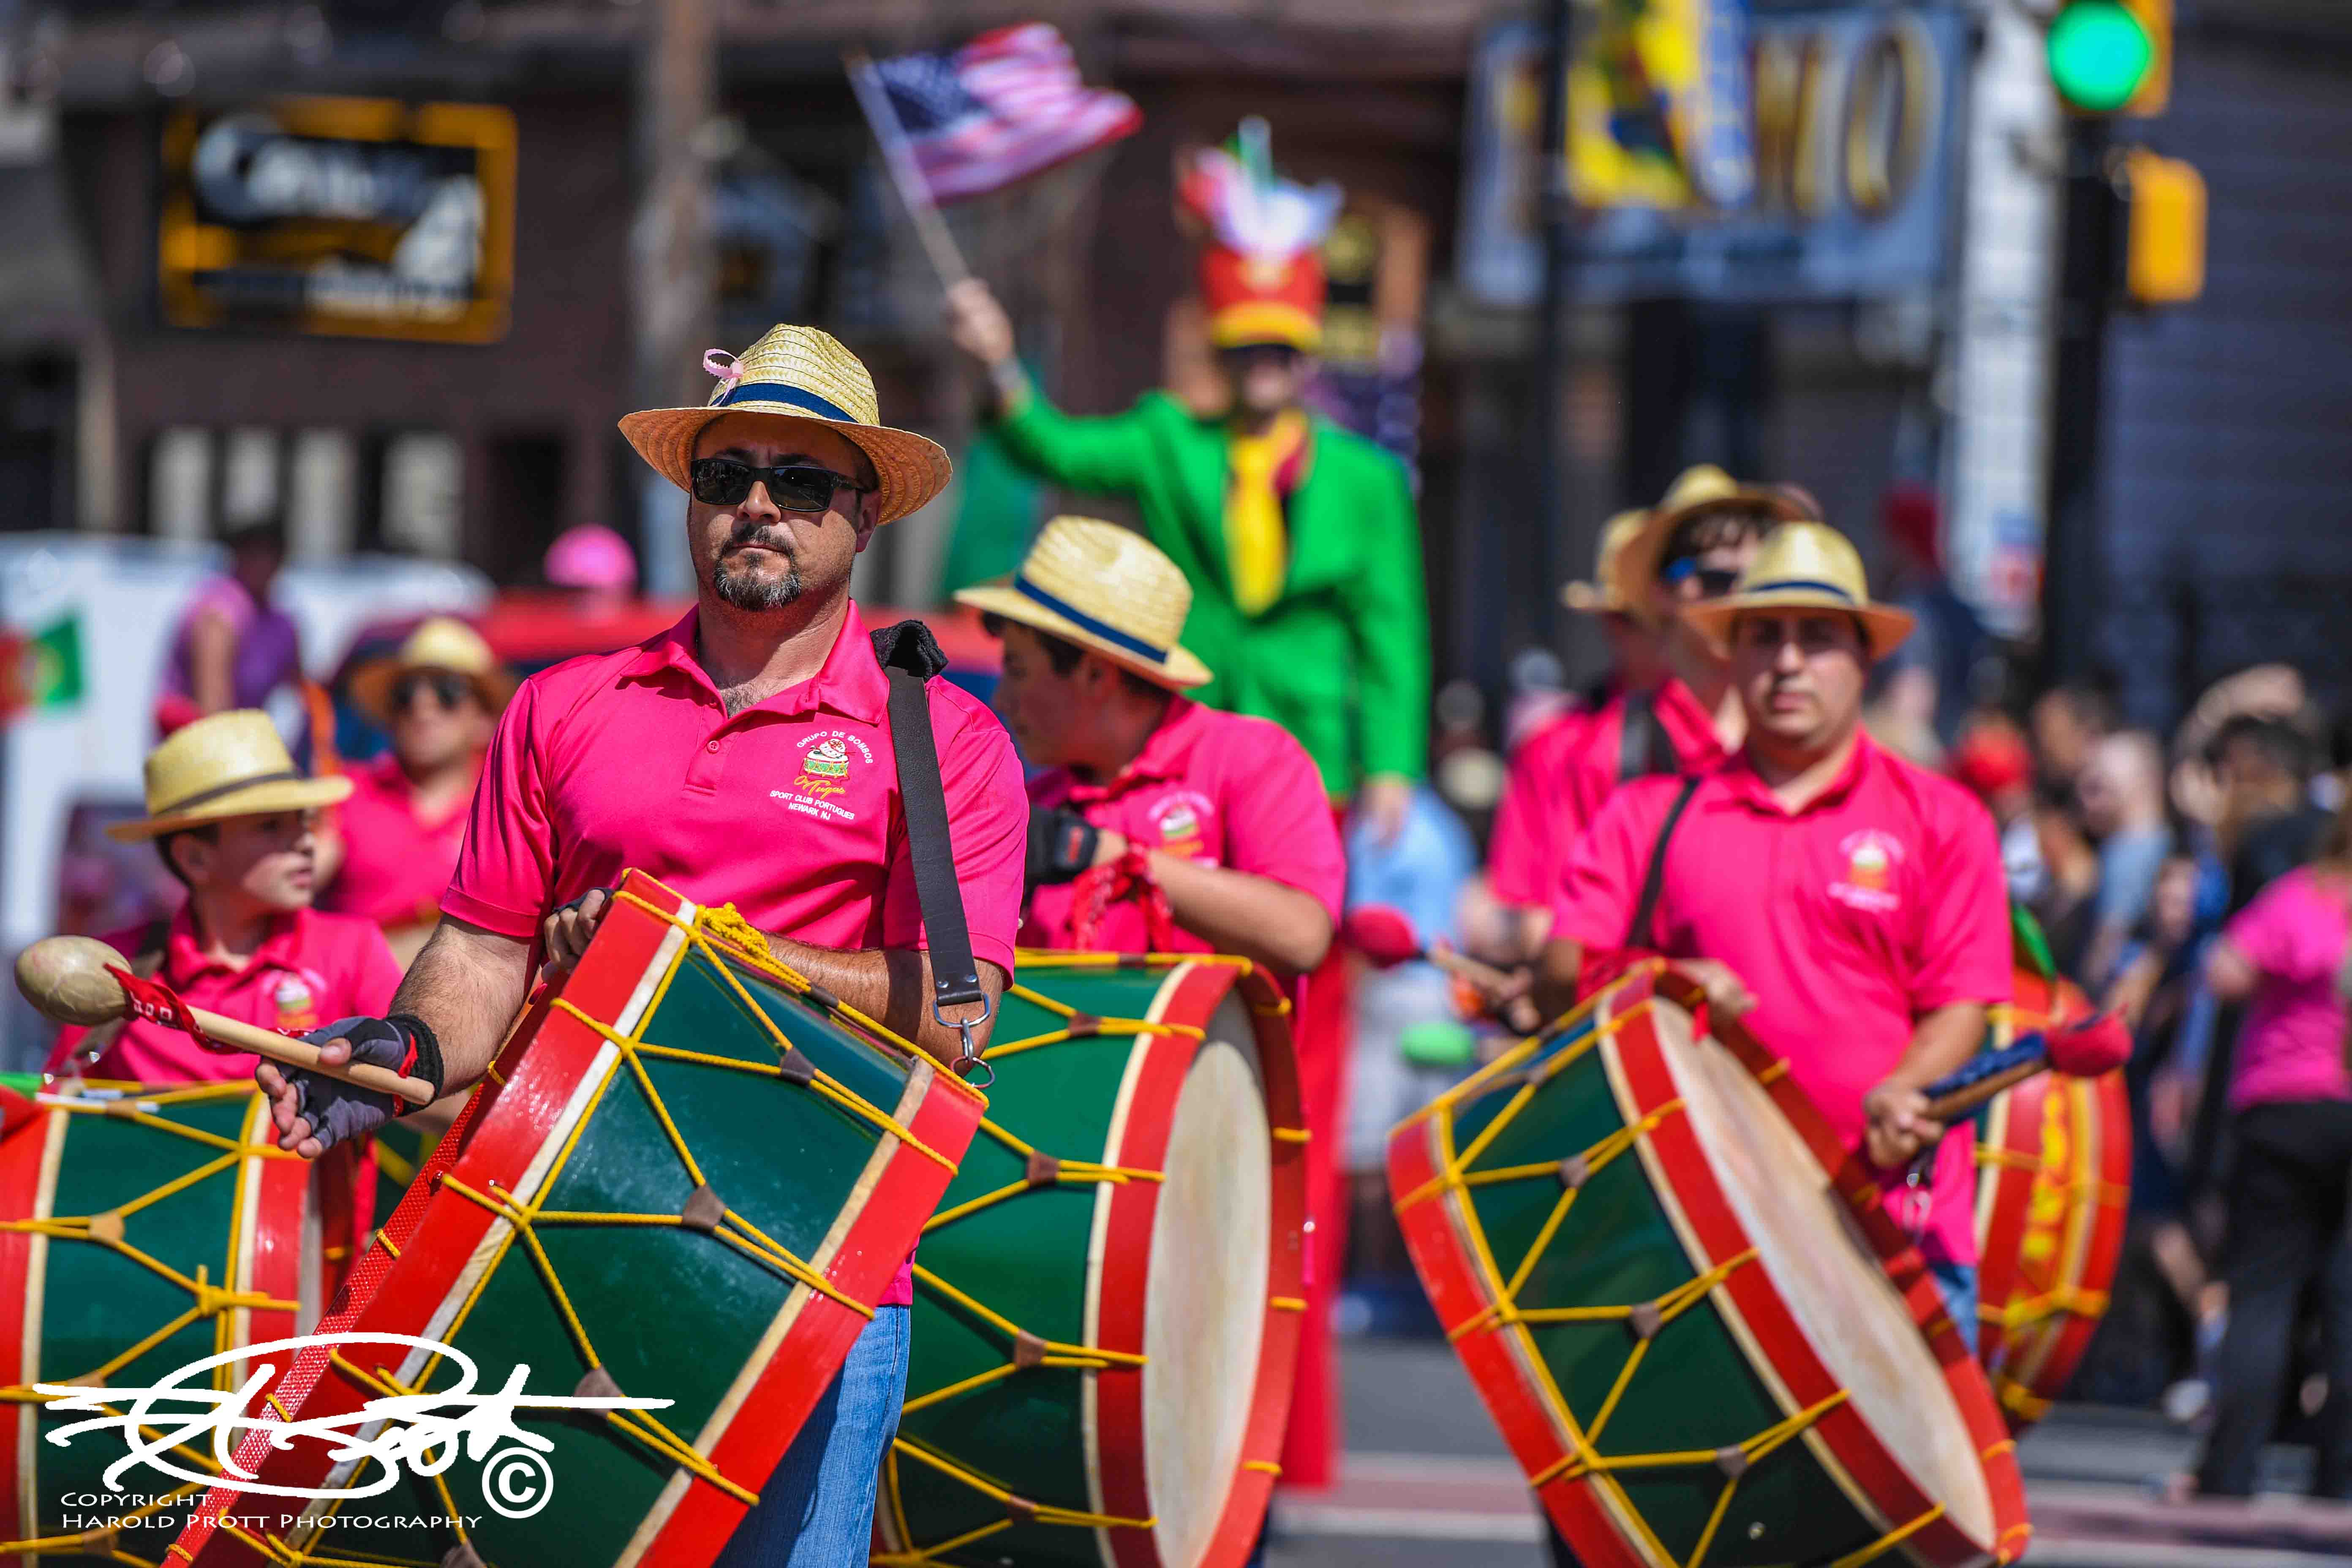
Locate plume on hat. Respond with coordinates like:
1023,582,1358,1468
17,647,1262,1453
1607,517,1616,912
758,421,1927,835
1179,117,1342,265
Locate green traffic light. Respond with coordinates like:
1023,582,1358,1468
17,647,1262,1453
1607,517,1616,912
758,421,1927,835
2049,0,2155,112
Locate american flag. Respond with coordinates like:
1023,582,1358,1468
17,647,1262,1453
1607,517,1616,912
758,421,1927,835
862,24,1141,203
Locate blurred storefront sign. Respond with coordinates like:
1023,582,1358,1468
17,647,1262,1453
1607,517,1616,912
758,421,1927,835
1459,4,1966,305
157,97,516,342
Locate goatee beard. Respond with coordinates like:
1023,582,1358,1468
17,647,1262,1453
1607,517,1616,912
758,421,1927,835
712,558,803,611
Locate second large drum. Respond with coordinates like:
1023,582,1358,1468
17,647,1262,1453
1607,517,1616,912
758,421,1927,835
874,953,1307,1568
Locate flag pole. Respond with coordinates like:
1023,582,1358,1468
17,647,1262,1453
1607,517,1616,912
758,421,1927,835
845,50,973,289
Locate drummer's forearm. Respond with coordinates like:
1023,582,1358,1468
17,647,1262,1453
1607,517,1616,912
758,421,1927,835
1886,1002,1987,1095
1147,856,1331,976
762,938,1008,1071
1534,938,1584,1018
389,918,532,1091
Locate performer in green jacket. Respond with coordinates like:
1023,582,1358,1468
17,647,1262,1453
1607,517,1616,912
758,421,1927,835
946,132,1428,836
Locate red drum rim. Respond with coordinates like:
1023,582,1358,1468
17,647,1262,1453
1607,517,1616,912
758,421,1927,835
1390,964,2032,1568
1976,970,2131,1431
1093,960,1307,1568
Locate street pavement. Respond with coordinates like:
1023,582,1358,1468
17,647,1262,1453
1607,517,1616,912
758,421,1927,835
1265,1336,2352,1568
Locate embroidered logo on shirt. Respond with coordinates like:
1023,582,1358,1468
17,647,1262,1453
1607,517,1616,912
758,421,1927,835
1829,829,1905,913
1145,789,1216,862
778,730,876,822
273,976,318,1033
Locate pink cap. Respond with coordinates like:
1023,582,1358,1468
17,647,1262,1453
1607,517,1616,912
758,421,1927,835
544,525,638,593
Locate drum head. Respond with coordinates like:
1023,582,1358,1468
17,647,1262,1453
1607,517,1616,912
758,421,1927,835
1657,1004,1996,1546
1143,991,1272,1568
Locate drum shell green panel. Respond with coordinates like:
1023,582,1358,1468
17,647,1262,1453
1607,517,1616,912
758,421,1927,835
0,1084,328,1565
1416,1000,1898,1567
879,956,1303,1568
168,877,983,1568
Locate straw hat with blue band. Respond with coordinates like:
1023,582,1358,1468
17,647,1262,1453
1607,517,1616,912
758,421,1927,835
617,323,953,526
107,710,352,841
1680,519,1917,657
954,516,1214,690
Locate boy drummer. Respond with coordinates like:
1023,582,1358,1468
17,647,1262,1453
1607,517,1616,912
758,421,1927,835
49,710,401,1081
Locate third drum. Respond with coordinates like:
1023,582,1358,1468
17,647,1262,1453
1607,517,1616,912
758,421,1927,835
1391,964,2033,1568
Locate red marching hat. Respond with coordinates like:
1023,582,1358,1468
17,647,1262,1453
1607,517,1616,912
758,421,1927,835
1179,117,1342,353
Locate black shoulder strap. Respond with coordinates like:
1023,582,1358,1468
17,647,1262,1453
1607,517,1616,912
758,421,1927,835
1625,776,1704,951
871,621,986,1017
1618,687,1673,783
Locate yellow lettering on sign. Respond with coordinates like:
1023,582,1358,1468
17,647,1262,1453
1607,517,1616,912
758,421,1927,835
1842,18,1938,218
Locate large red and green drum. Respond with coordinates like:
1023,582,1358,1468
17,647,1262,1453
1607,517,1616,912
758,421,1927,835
171,868,987,1568
0,1077,366,1564
874,951,1307,1568
1390,964,2031,1568
1975,967,2132,1433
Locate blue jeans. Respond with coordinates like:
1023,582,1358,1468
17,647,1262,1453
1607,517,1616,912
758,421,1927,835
718,1305,909,1568
1930,1257,1979,1357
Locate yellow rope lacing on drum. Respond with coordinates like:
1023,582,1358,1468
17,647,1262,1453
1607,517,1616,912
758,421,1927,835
1973,1064,2127,1424
0,1083,299,1563
1403,980,1979,1568
168,896,956,1567
877,955,1291,1559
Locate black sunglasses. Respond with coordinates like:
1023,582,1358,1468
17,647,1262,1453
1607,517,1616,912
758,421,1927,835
1217,343,1303,368
389,671,470,713
689,457,869,512
1663,558,1743,599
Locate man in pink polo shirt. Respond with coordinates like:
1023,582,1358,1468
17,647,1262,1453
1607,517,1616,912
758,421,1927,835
957,516,1344,972
958,516,1345,1519
256,324,1026,1568
1489,468,1812,952
1535,520,2010,1350
50,710,400,1081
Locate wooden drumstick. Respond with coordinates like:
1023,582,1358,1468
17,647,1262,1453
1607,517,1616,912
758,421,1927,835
14,935,436,1105
1918,1011,2132,1124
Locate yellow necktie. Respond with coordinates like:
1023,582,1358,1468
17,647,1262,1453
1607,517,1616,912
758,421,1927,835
1224,411,1307,616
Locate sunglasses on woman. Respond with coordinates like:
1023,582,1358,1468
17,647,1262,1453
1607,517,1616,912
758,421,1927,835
389,671,471,713
689,457,870,512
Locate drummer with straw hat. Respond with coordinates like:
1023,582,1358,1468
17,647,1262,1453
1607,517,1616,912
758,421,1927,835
323,618,513,966
1535,518,2010,1352
253,322,1029,1568
46,710,400,1084
958,515,1345,977
1488,469,1812,958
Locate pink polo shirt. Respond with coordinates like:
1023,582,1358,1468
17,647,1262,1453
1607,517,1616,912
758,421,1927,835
446,604,1026,1310
1488,678,1729,911
48,905,403,1083
323,754,479,929
1023,699,1346,953
444,604,1026,977
2221,868,2352,1111
1549,733,2010,1268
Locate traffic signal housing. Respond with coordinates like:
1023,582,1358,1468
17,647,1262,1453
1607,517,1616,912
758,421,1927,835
2122,149,2205,305
2048,0,2171,116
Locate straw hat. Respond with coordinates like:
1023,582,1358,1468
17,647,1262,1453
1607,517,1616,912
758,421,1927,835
954,516,1213,690
346,617,513,724
1612,464,1818,613
1681,520,1916,656
1561,509,1650,613
618,324,951,526
108,710,352,841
